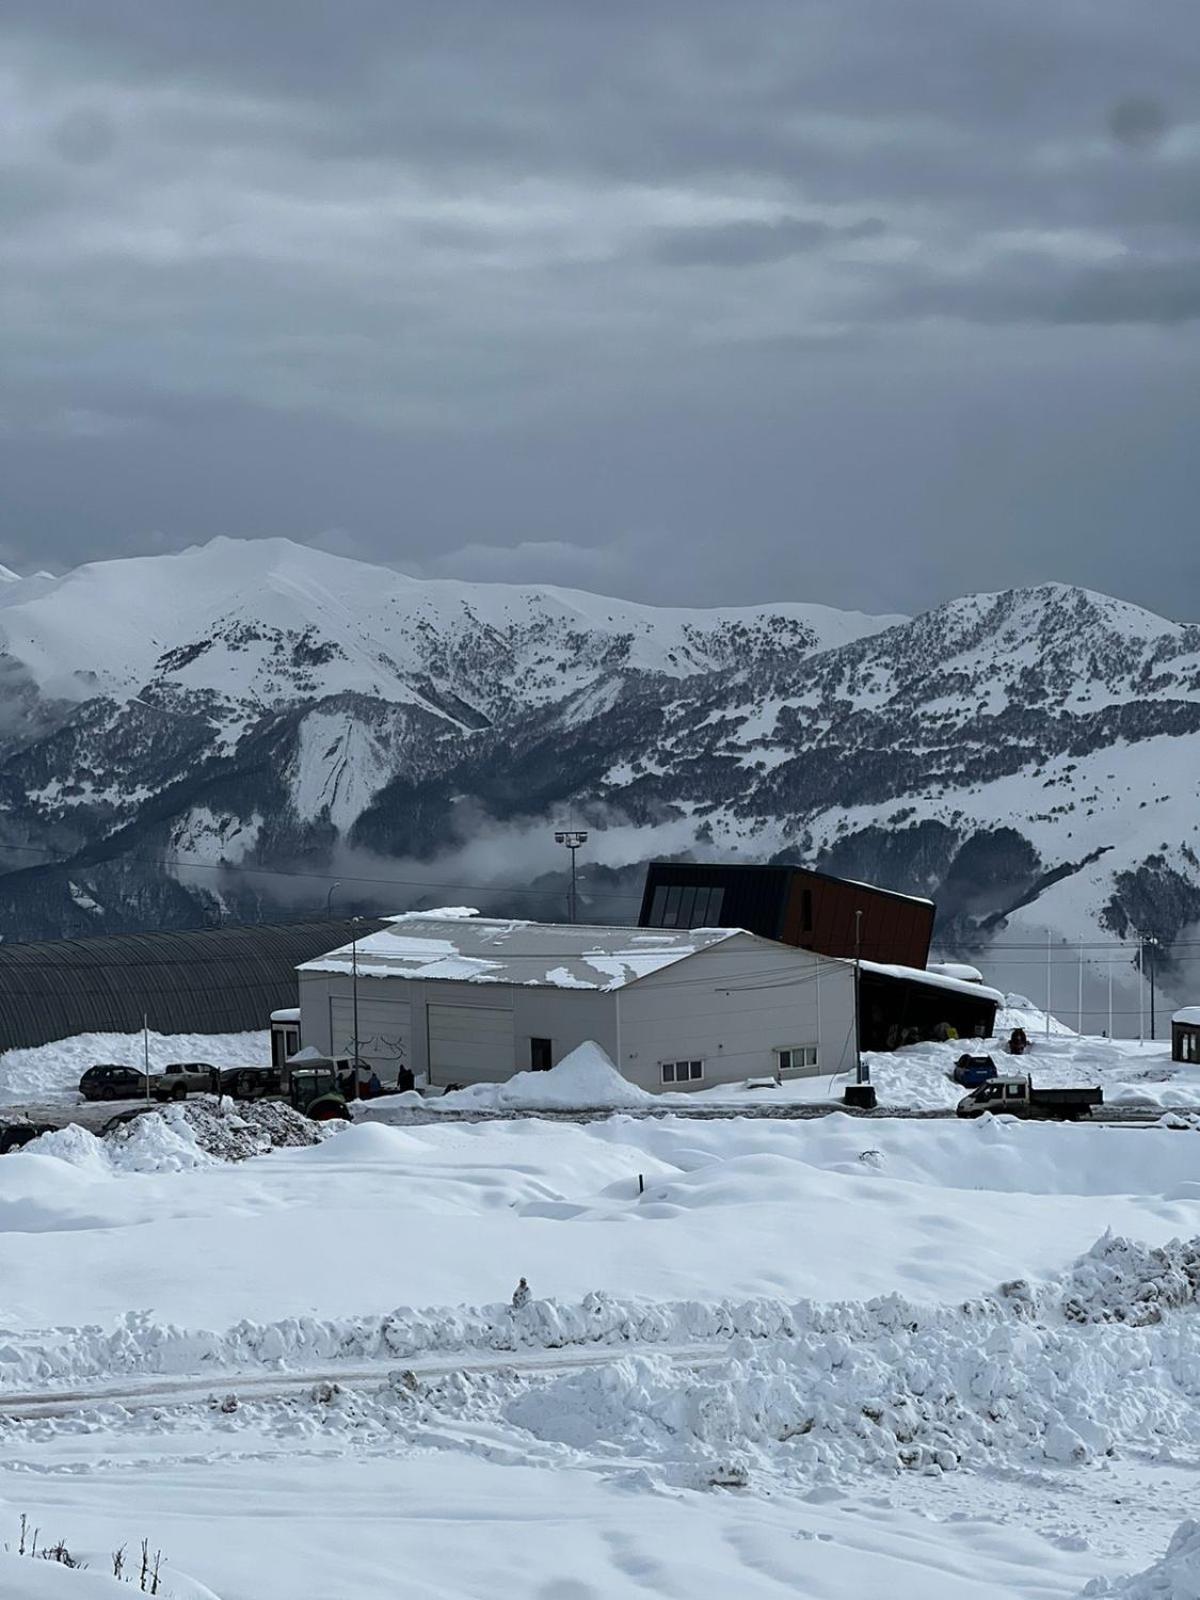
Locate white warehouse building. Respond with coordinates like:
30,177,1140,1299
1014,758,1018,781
295,912,860,1092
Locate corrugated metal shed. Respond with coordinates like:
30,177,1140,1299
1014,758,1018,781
0,918,387,1051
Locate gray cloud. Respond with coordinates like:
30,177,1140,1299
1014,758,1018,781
0,1,1197,618
650,215,887,266
1108,96,1172,153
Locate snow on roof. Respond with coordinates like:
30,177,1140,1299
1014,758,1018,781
299,912,743,992
927,962,985,984
270,1007,301,1023
1173,1007,1200,1027
859,959,1004,1005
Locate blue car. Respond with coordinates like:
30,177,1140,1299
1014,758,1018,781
952,1054,998,1088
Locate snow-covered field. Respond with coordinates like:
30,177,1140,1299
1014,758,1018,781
4,1085,1200,1597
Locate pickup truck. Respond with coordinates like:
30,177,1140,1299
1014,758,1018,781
154,1062,220,1101
956,1075,1102,1121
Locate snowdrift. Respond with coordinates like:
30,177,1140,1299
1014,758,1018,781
419,1041,652,1112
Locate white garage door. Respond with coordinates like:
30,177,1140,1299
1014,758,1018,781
330,995,411,1082
428,1004,514,1085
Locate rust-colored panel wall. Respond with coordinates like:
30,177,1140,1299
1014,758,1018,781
780,870,933,967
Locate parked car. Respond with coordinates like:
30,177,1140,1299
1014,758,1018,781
219,1066,282,1101
154,1062,220,1101
951,1053,998,1088
79,1064,151,1101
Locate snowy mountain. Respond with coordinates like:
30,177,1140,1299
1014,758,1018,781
0,539,1197,1016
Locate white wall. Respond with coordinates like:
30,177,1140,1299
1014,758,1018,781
298,969,619,1087
615,934,857,1091
298,935,856,1093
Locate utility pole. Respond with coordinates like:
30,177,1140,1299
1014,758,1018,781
143,1013,151,1104
352,921,361,1068
554,829,588,923
1147,936,1158,1041
1077,944,1083,1035
1138,936,1145,1045
854,908,866,1085
1045,930,1052,1036
1106,954,1113,1039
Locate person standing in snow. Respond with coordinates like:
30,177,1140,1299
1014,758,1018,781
511,1277,531,1311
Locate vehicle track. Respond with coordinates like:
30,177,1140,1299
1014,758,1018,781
0,1342,723,1423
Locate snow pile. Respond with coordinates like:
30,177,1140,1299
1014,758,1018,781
24,1100,330,1175
32,1112,215,1175
995,994,1076,1036
0,1554,134,1599
1056,1233,1200,1326
505,1275,1200,1480
430,1042,653,1111
1082,1520,1200,1596
0,1030,269,1106
133,1098,332,1161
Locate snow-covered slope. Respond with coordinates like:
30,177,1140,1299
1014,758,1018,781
0,536,899,709
0,542,1197,1019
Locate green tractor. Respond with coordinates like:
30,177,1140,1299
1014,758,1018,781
286,1056,354,1122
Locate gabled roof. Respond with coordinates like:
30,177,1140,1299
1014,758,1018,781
299,912,743,992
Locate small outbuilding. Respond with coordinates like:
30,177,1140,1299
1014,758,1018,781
1173,1008,1200,1065
297,912,860,1093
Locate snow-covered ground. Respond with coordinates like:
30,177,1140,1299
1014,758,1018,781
3,1017,1200,1595
0,1030,270,1105
4,1096,1200,1597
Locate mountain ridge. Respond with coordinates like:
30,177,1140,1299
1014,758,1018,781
0,539,1197,1023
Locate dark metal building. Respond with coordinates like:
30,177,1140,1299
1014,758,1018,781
639,861,935,967
0,918,387,1052
639,861,997,1047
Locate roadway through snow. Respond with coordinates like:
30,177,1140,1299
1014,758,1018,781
0,1095,1177,1140
0,1342,724,1424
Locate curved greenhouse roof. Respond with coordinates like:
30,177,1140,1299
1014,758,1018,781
0,918,387,1052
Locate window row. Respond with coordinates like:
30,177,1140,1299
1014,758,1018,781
647,884,726,930
776,1044,818,1073
661,1059,704,1084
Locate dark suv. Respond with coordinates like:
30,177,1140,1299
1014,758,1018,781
79,1064,150,1101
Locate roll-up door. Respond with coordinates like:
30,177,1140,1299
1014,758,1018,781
428,1003,514,1084
330,994,411,1082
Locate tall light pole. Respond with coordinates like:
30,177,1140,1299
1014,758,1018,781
1147,935,1159,1041
326,881,341,918
854,908,867,1086
554,829,588,923
351,915,361,1069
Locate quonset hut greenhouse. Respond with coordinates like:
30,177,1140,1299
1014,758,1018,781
0,918,387,1052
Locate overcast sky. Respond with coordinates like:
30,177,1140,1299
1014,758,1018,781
1,1,1196,618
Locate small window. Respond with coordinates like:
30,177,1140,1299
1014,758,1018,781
649,885,669,925
530,1037,553,1072
706,887,724,925
661,1059,703,1084
662,885,683,927
675,886,697,928
1005,1083,1024,1099
777,1045,819,1074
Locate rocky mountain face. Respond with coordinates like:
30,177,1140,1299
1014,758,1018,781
1,540,1197,1015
